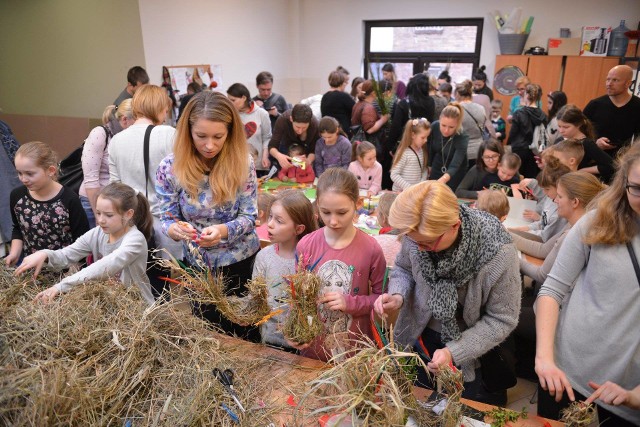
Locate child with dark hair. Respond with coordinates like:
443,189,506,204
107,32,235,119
16,182,155,305
314,116,351,175
277,144,316,183
480,152,522,192
472,65,494,101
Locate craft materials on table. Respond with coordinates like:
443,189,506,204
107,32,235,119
260,179,317,202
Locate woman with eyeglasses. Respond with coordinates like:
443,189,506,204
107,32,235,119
507,76,532,123
455,139,505,199
374,180,521,406
534,144,640,426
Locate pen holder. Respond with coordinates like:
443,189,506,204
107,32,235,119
498,33,529,54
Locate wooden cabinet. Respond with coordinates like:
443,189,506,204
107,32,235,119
563,56,620,109
493,55,620,140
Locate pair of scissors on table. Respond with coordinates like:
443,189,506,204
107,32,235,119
213,368,245,413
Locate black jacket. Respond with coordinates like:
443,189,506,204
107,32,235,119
386,96,436,151
508,106,547,150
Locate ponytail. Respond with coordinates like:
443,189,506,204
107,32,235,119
132,193,153,241
440,102,464,134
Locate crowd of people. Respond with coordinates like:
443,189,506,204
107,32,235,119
2,62,639,425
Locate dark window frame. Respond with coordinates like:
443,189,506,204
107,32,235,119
364,18,484,79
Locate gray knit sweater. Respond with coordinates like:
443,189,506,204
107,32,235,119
538,211,640,424
389,238,521,381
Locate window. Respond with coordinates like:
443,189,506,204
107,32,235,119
365,19,484,87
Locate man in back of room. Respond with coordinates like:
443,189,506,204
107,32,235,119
113,66,150,106
584,65,640,158
253,71,288,129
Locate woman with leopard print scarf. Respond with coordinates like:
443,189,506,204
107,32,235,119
373,181,521,406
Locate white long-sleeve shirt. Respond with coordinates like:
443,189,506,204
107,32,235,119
44,226,154,305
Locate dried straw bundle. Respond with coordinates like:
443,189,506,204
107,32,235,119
296,342,430,426
560,401,597,427
156,250,272,326
281,268,323,344
0,268,281,426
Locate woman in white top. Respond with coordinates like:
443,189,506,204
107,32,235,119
455,80,487,169
227,83,272,174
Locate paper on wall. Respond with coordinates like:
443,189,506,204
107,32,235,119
169,67,192,96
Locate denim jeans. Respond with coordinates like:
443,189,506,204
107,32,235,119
80,196,96,228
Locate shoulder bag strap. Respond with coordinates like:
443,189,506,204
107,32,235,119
101,125,112,152
626,241,640,288
408,147,423,171
461,103,484,132
143,125,155,198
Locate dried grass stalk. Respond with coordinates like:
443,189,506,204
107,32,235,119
296,340,430,426
560,401,597,427
281,268,323,344
156,251,271,326
0,265,282,425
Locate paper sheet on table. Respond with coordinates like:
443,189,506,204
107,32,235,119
503,197,537,228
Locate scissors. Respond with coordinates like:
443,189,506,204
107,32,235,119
213,368,245,413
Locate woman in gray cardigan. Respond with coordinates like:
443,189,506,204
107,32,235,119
535,146,640,426
374,181,521,406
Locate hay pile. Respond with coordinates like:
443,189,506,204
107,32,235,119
281,269,323,344
0,266,281,426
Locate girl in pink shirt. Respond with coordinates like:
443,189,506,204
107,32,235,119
347,140,382,196
294,167,386,361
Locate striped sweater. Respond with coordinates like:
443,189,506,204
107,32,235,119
390,148,427,191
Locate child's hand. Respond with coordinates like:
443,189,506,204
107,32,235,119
522,209,540,221
14,251,49,278
33,286,60,304
261,153,271,169
198,225,222,247
168,221,197,242
285,338,312,351
4,252,19,267
319,292,346,312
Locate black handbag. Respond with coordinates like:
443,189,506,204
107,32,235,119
479,336,518,392
58,126,111,194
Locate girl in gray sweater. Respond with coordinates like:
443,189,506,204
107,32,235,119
16,183,155,306
536,146,640,425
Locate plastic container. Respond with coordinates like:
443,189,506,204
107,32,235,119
498,33,530,54
608,20,630,56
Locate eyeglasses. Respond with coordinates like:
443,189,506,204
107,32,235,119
482,154,500,161
517,87,526,92
626,183,640,197
406,231,447,252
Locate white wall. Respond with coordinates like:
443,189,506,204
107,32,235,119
139,0,640,103
138,0,295,98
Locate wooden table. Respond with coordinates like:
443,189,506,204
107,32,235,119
216,333,562,426
523,253,544,266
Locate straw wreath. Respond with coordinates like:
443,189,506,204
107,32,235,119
560,401,597,427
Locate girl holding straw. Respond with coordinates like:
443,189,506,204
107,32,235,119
293,168,386,362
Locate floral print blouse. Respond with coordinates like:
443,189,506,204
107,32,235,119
156,153,259,268
10,185,90,255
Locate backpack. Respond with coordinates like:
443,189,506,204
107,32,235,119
528,122,548,155
58,126,111,194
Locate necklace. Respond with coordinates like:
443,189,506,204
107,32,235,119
441,135,454,174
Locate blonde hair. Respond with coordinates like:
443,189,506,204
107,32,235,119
389,181,459,237
554,138,585,164
15,141,58,178
501,152,522,171
584,144,640,245
101,105,117,125
258,192,276,220
440,102,464,134
476,190,509,220
132,84,171,124
115,99,134,121
515,76,531,87
391,118,431,170
557,171,606,210
173,91,249,204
